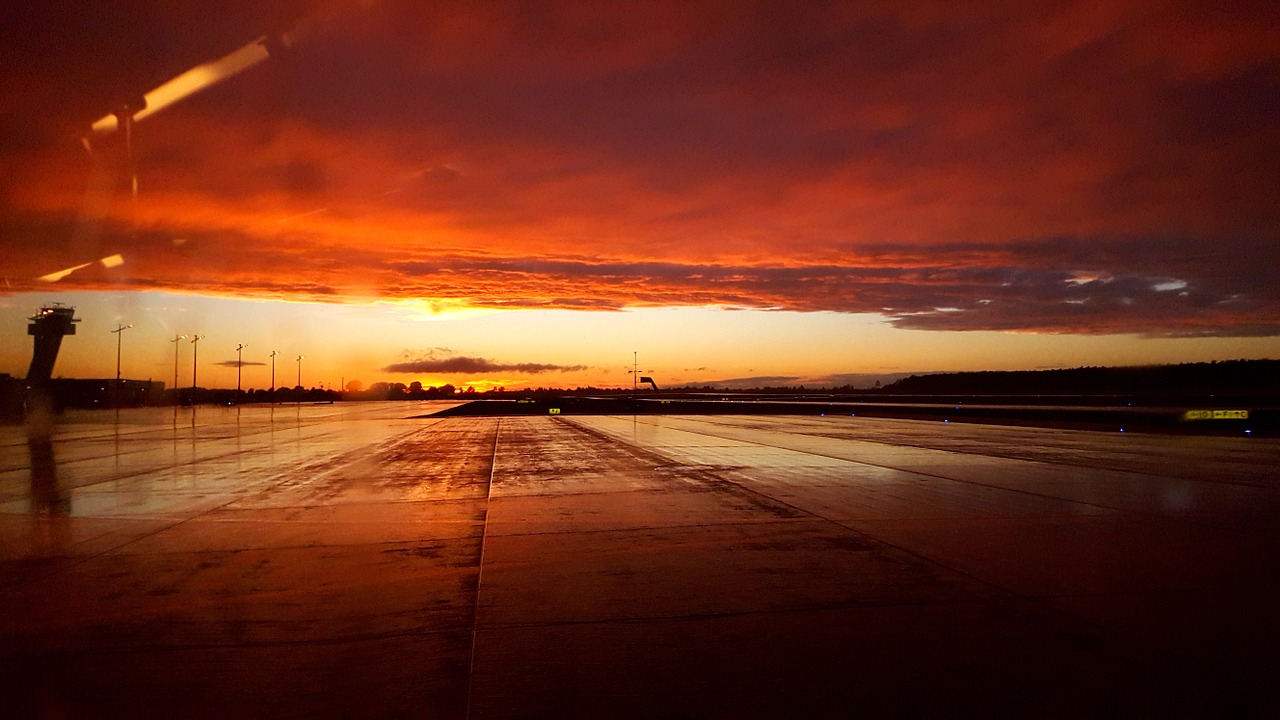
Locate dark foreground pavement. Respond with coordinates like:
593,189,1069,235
3,402,1279,717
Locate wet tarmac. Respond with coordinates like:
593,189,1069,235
3,403,1279,717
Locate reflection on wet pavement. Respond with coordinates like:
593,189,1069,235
2,404,1279,716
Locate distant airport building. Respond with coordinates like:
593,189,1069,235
46,379,167,409
0,376,166,415
2,304,166,416
0,373,22,418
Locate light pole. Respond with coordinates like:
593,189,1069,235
269,351,279,400
236,343,247,394
110,324,133,383
190,335,205,389
170,334,187,392
628,352,651,401
296,355,305,389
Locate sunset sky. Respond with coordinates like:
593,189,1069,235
2,1,1277,391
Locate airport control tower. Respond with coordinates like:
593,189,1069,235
27,304,80,384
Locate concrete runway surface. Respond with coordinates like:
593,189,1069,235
2,402,1279,717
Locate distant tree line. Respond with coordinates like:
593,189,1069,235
344,381,465,400
877,359,1280,397
32,358,1269,410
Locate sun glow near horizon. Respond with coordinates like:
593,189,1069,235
3,291,1277,394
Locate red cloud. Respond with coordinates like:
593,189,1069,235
2,1,1277,338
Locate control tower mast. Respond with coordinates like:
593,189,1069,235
27,304,80,384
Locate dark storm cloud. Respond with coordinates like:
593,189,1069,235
6,199,1277,336
384,355,587,374
385,235,1280,337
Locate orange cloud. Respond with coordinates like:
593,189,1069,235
2,1,1277,338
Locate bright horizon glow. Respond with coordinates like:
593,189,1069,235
2,291,1276,392
4,2,1278,382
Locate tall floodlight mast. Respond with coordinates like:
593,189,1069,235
110,324,133,383
236,344,248,393
170,335,187,392
190,335,205,389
